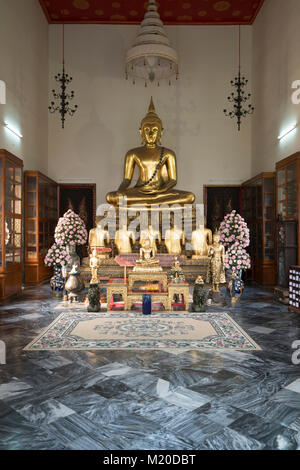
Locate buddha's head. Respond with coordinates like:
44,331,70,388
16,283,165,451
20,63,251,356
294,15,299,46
213,231,220,244
143,238,151,249
140,97,163,146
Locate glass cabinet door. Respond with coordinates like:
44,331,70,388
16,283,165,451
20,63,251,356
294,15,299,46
277,169,286,218
264,176,275,261
25,175,38,261
287,163,297,217
4,159,22,266
25,172,58,268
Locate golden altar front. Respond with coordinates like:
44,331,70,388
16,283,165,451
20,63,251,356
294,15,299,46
104,266,189,312
128,271,168,292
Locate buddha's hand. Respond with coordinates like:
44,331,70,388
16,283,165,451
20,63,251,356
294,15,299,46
155,180,177,194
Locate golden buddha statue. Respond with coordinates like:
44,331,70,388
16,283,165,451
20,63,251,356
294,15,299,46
164,224,185,255
191,224,212,258
134,237,162,272
115,224,136,254
140,224,161,253
89,221,110,251
106,97,195,207
206,231,226,292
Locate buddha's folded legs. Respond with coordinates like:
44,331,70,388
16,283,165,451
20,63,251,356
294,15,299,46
106,189,195,206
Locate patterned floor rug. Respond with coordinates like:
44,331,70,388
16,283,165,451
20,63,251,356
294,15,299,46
24,311,261,352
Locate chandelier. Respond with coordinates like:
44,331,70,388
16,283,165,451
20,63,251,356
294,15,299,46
224,26,254,131
125,0,179,87
49,25,78,129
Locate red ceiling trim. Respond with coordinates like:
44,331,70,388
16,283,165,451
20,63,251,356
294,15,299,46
39,0,52,23
39,0,265,26
250,0,264,24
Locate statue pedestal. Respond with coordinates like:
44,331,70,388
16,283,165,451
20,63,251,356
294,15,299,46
209,290,226,307
79,256,210,285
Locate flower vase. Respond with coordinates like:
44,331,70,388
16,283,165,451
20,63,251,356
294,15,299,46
142,294,152,315
229,270,244,305
50,264,65,297
65,264,85,303
66,244,80,272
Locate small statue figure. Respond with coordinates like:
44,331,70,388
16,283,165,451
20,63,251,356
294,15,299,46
206,231,226,293
134,237,162,272
165,224,185,255
87,284,101,312
191,223,212,258
192,276,207,312
90,249,99,284
115,224,136,254
168,256,185,283
65,263,85,303
140,224,161,253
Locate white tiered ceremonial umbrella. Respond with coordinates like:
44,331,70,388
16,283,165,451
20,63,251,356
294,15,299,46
125,0,179,86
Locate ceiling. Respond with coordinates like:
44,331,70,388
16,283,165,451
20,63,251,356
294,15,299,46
39,0,264,25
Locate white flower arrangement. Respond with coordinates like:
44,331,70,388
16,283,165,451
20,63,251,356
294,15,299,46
44,243,71,267
54,209,88,246
219,210,251,272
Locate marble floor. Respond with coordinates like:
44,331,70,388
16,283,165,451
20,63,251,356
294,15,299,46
0,284,300,450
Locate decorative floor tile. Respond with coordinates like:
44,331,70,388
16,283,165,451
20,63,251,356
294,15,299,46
14,398,76,425
0,380,33,401
285,379,300,394
199,427,265,450
248,326,275,334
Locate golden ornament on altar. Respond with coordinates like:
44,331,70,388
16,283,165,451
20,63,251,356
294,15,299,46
106,97,195,207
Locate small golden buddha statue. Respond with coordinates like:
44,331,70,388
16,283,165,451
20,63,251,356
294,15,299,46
191,224,212,258
89,249,99,284
106,97,195,207
134,238,162,272
115,224,136,254
168,256,185,283
140,224,161,254
165,224,185,255
89,221,110,252
206,231,226,292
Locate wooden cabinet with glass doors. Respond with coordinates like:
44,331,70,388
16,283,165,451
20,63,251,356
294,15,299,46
24,171,58,284
0,150,23,301
276,153,300,289
242,173,276,285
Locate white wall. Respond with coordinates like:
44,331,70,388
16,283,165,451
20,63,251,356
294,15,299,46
48,24,252,206
252,0,300,175
0,0,48,172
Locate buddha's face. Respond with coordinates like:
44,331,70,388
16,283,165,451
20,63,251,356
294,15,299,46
213,234,220,244
144,239,151,249
141,122,162,146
